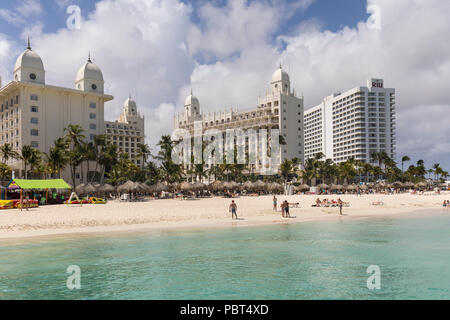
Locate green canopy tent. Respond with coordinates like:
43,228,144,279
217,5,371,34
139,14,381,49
7,179,72,204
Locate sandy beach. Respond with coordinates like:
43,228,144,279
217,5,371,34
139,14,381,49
0,192,449,239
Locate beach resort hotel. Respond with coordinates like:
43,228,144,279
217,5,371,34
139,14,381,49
0,41,145,182
304,79,396,164
174,65,305,174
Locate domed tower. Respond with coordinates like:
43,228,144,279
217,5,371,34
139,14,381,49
75,53,104,94
13,38,45,84
184,90,200,118
119,96,140,123
271,64,290,94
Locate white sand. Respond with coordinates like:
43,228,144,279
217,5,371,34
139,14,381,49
0,192,449,239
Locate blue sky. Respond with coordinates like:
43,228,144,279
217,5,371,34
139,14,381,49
1,0,449,171
1,0,369,46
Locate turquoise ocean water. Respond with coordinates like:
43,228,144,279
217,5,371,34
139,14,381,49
1,211,449,299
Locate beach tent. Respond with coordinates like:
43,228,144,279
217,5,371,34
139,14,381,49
7,179,71,190
6,179,71,203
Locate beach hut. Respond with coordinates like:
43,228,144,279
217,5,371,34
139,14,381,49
6,179,72,205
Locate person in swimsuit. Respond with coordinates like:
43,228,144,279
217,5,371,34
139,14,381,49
337,198,343,215
229,200,238,219
273,196,277,211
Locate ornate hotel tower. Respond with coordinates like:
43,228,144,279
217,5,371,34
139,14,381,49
174,66,304,171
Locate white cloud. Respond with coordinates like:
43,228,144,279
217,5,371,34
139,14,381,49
0,0,43,26
17,0,43,17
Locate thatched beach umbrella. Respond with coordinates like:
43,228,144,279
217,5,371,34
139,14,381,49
178,181,192,192
193,182,206,191
298,184,310,192
346,184,357,191
208,180,223,192
100,184,115,194
330,184,340,190
117,180,136,193
84,183,96,195
75,183,86,194
269,182,283,193
360,184,368,190
254,180,266,192
243,181,254,192
317,183,329,190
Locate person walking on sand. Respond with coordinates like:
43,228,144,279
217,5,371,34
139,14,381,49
285,201,291,218
229,200,238,219
273,196,277,211
337,198,343,215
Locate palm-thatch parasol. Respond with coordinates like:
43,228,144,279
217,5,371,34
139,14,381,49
117,180,137,193
393,181,403,188
297,184,310,192
208,180,223,192
360,184,368,190
100,183,115,193
193,182,206,191
75,183,86,194
330,184,340,190
178,181,192,192
152,182,169,193
243,181,254,192
317,183,329,190
253,180,266,192
84,183,96,195
346,184,357,190
269,182,283,193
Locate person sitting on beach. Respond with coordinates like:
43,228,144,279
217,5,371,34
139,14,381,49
229,200,238,219
273,196,278,211
315,198,321,207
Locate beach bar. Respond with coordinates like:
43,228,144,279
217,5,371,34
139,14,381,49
1,179,72,209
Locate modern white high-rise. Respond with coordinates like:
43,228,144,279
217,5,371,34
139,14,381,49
174,66,304,173
304,79,395,164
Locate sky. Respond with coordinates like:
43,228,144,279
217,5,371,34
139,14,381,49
0,0,449,171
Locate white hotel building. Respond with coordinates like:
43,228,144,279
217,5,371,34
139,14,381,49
174,66,304,172
304,79,395,164
0,42,144,181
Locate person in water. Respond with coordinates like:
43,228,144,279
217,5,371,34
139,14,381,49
229,200,238,219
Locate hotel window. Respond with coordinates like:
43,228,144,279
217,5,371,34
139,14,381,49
31,141,39,148
89,113,96,119
90,134,95,141
30,118,39,124
89,102,96,109
31,106,38,112
89,123,97,130
30,94,38,101
30,129,39,136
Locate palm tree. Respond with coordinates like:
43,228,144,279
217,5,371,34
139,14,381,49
432,163,441,182
401,155,410,173
29,148,42,178
90,134,106,183
0,143,19,164
0,163,11,180
45,146,67,178
280,159,293,187
20,145,34,179
64,125,86,187
137,143,151,169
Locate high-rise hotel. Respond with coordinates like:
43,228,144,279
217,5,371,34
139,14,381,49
304,79,395,164
0,41,145,182
174,66,304,172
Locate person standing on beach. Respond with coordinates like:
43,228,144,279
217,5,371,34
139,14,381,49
273,196,277,211
337,198,343,215
285,201,291,218
229,200,238,219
